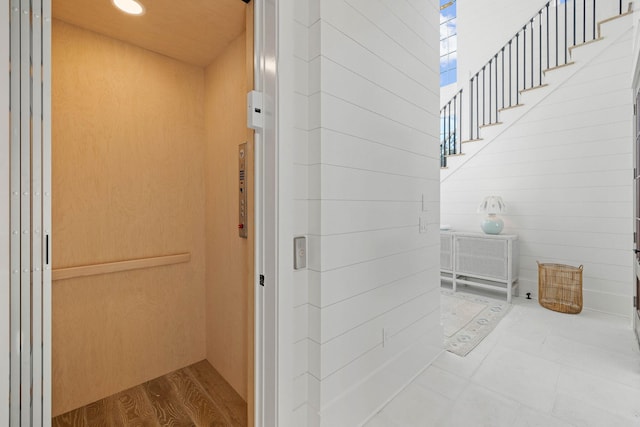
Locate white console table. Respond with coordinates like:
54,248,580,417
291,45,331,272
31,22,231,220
441,231,519,303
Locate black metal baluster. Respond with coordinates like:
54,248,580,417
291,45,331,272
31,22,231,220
555,0,558,66
440,105,448,156
531,19,534,88
453,95,457,150
489,60,492,123
564,0,567,63
546,3,550,69
592,0,596,40
523,26,527,89
573,0,580,46
495,54,499,120
583,0,586,43
470,77,474,140
509,41,512,107
459,90,462,143
539,11,543,85
620,0,623,14
482,66,486,125
448,102,451,153
516,33,519,104
476,72,479,135
501,48,505,109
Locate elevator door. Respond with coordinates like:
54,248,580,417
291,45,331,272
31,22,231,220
5,0,52,425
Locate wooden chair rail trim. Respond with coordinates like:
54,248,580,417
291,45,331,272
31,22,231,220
52,253,191,281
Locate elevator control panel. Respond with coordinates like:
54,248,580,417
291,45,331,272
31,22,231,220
239,143,248,238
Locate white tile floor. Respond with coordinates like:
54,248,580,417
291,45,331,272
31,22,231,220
365,289,640,427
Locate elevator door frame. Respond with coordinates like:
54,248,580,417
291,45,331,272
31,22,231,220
253,0,278,425
0,0,279,425
0,0,10,424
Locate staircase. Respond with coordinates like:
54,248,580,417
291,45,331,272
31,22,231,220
440,0,633,176
439,0,636,315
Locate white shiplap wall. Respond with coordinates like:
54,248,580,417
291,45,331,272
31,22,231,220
441,23,634,317
285,0,442,424
303,0,442,425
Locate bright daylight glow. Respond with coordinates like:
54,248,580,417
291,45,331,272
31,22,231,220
112,0,145,15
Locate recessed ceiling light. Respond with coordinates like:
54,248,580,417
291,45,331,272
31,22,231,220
112,0,145,15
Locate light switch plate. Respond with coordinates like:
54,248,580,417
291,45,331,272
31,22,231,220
294,236,306,269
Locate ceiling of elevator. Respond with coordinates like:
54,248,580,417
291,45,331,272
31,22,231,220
52,0,247,66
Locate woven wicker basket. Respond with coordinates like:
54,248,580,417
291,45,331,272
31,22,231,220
537,262,583,314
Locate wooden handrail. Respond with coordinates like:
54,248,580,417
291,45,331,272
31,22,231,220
52,253,191,281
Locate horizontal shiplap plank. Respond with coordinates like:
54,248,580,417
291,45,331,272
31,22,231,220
319,22,435,108
321,93,438,156
294,57,310,96
517,94,631,127
443,170,630,191
320,269,439,342
293,92,309,130
294,0,310,26
441,213,631,235
458,145,630,172
480,120,631,150
293,20,310,61
320,3,437,90
294,305,309,343
444,186,631,204
318,200,437,236
451,150,631,176
318,128,438,180
319,290,440,378
320,325,442,427
319,226,439,271
316,164,439,201
512,229,630,250
320,57,434,133
442,201,632,218
345,0,436,63
319,245,439,307
294,373,309,410
582,289,632,316
294,339,309,378
320,311,442,406
379,0,438,46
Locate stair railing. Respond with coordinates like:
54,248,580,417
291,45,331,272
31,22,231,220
440,0,626,168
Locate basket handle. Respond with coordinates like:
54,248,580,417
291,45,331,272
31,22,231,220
579,265,583,270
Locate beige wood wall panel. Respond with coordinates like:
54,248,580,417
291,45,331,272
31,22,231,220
204,31,250,402
52,20,206,416
52,0,247,67
52,253,191,281
245,4,255,426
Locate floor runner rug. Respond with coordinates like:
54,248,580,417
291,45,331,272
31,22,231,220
441,289,511,356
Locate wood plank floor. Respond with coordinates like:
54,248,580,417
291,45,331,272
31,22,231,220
52,360,247,427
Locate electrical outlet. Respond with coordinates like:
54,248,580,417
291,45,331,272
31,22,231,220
419,215,428,233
